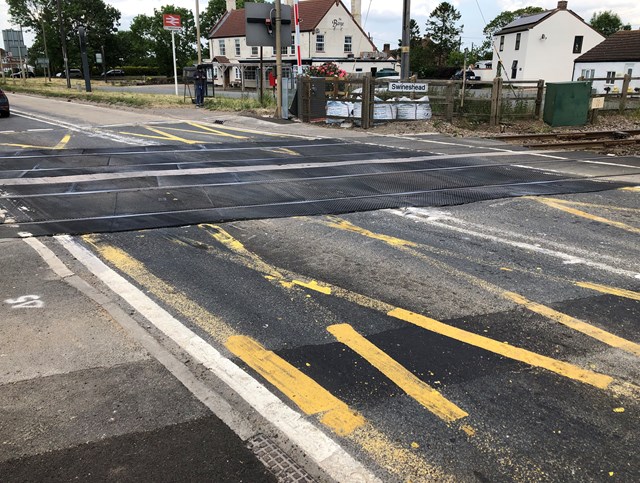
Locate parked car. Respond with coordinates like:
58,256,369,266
0,88,10,117
55,69,83,79
106,69,125,76
375,68,400,78
451,69,480,81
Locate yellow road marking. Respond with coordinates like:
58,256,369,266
620,187,640,192
54,134,71,150
194,122,291,138
389,308,613,390
504,292,640,357
328,324,469,423
535,198,640,235
201,224,621,391
186,122,247,139
536,197,640,214
0,142,52,149
120,127,202,144
324,217,640,358
82,235,236,342
263,147,301,156
325,216,418,247
575,281,640,302
226,335,366,436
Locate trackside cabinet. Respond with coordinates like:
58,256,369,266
543,81,592,127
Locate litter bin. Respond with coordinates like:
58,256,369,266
543,81,592,127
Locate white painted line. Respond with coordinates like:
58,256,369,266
11,109,154,146
55,235,380,483
27,128,54,132
578,160,640,169
23,237,74,278
0,150,560,186
393,208,640,279
0,130,16,134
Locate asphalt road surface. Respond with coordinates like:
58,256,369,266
1,93,638,482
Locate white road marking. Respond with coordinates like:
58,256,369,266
4,295,44,308
55,234,380,483
578,160,640,169
0,150,567,186
393,208,640,279
11,109,155,146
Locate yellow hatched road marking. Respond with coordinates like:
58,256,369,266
389,308,613,390
226,335,366,436
120,126,202,144
575,281,640,302
186,122,247,139
536,197,640,214
328,323,469,423
202,224,621,391
54,134,71,150
323,217,640,358
504,292,640,358
535,198,640,234
195,122,292,138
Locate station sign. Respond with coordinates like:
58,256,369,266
163,14,182,31
389,82,428,93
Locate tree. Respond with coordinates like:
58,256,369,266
424,2,463,67
6,0,120,74
480,7,544,58
590,10,631,37
129,5,197,75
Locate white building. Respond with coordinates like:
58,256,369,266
492,1,604,83
573,30,640,94
208,0,396,88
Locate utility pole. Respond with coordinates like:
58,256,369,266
41,18,51,81
274,0,283,119
195,0,202,65
78,26,91,92
401,0,411,79
55,0,70,88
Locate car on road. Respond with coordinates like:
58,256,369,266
451,69,480,81
56,69,83,79
106,69,125,76
0,88,10,117
375,68,400,79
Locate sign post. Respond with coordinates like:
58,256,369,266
163,13,182,95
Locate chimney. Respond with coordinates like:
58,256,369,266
351,0,362,25
557,1,568,9
225,0,236,11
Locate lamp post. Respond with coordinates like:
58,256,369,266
195,0,202,65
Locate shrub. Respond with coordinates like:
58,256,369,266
308,62,347,78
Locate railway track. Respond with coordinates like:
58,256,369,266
487,129,640,150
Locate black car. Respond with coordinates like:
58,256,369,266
0,88,10,117
106,69,125,76
451,70,479,81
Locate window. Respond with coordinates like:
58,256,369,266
316,34,325,52
218,40,225,56
605,71,615,84
244,67,257,81
235,39,241,57
573,36,583,54
499,36,504,52
511,60,518,79
580,69,595,79
235,68,241,80
281,45,288,55
291,34,296,55
344,35,353,53
515,33,521,50
251,46,258,56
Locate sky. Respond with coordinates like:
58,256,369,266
2,0,639,54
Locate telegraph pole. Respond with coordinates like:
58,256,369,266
55,0,71,88
274,0,283,119
401,0,411,79
195,0,202,65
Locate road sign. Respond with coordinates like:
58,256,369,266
36,57,49,66
163,14,182,31
388,82,428,93
245,3,292,48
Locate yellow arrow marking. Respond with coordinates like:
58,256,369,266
226,335,366,436
328,323,469,423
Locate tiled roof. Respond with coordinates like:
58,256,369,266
210,0,339,38
575,30,640,62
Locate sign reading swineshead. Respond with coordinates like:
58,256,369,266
388,82,428,93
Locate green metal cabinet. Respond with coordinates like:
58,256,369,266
543,81,592,127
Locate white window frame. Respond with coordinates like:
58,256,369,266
316,34,325,52
605,71,616,84
344,35,353,53
251,46,258,56
235,39,241,57
218,40,226,56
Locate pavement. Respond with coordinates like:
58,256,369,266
0,237,279,482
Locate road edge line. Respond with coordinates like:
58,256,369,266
54,234,380,483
